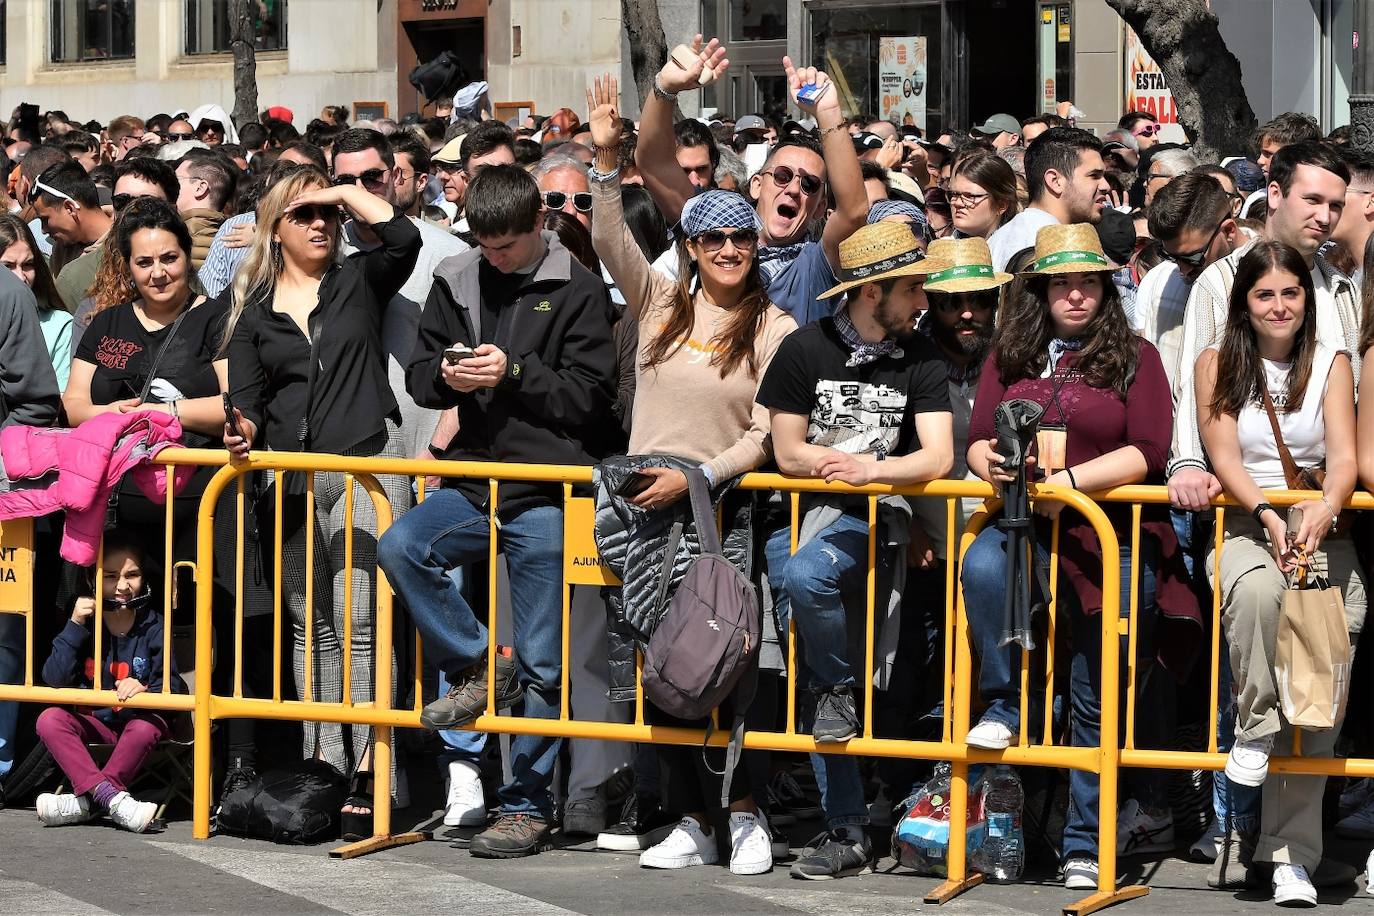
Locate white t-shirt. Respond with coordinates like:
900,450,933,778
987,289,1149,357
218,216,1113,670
987,206,1059,272
1231,342,1338,489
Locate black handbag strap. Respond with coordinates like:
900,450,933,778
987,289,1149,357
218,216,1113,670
684,467,721,556
297,311,324,447
138,306,191,403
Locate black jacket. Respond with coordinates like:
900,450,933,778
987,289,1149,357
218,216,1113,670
408,232,617,516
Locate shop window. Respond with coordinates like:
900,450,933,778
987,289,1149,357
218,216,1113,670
185,0,288,55
730,0,785,41
50,0,135,63
811,5,943,133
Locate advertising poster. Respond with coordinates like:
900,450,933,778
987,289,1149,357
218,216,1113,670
878,36,928,130
1124,27,1186,142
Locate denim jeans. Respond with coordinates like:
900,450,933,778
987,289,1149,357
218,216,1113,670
961,521,1167,860
435,565,486,769
377,489,563,818
765,522,870,831
0,612,20,780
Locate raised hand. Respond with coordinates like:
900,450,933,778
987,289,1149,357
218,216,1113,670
585,74,623,149
658,34,729,95
783,56,836,118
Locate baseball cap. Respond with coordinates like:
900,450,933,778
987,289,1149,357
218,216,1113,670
781,120,814,138
886,171,926,207
972,113,1022,138
734,114,767,133
853,132,884,151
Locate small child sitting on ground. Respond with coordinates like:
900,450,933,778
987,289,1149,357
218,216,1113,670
34,530,185,833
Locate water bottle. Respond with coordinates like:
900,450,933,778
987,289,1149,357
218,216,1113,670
979,765,1025,882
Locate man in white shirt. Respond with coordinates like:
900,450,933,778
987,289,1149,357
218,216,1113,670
987,127,1111,271
1328,147,1374,285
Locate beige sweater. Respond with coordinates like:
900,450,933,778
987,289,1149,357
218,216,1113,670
591,178,796,482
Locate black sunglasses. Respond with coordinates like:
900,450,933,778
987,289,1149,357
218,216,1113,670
166,131,195,141
542,190,593,213
333,168,389,189
761,166,823,196
1162,216,1228,268
286,204,340,225
111,193,135,211
693,228,759,253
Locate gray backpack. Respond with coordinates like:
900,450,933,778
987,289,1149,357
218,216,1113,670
641,468,760,804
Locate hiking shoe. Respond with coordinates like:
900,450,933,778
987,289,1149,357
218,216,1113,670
1063,856,1099,890
107,791,158,834
1116,799,1174,856
421,649,522,730
966,717,1014,750
769,771,821,821
469,813,552,858
1189,816,1225,862
639,816,718,869
36,792,94,827
444,760,486,828
729,809,773,875
1208,828,1259,889
1272,863,1317,907
1225,734,1274,787
813,686,860,743
789,828,874,880
562,791,606,837
597,793,677,851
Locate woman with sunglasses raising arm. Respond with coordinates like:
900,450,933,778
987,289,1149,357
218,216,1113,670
219,163,420,839
585,74,797,875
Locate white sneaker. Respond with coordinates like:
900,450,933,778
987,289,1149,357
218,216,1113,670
444,760,486,828
1063,856,1099,890
728,809,773,875
562,791,607,837
1272,863,1317,907
639,816,719,869
36,792,93,827
1116,799,1175,856
966,718,1014,750
106,791,158,833
1225,734,1274,788
1189,816,1226,862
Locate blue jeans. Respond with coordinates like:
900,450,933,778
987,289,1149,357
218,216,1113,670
377,489,563,817
961,522,1167,860
0,613,20,780
765,521,872,830
434,564,486,768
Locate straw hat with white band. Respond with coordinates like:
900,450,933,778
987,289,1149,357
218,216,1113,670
1019,223,1118,275
924,237,1013,294
816,221,955,300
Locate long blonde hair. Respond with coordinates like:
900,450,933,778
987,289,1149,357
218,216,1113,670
221,165,337,355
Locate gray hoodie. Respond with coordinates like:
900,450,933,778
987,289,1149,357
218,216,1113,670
0,270,60,486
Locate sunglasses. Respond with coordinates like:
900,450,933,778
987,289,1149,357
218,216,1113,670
286,204,340,225
28,177,75,206
333,168,390,189
760,166,823,196
111,193,136,211
1162,216,1228,268
692,228,759,253
1132,124,1160,137
542,190,593,213
166,131,195,141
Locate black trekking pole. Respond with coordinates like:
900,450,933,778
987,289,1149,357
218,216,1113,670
994,399,1044,651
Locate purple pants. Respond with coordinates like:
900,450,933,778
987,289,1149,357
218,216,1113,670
35,707,170,797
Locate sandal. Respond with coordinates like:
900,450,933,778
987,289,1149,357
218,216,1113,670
340,770,374,842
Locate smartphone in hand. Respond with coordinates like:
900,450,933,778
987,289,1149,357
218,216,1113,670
443,344,476,365
222,393,244,439
1285,505,1304,562
615,471,654,499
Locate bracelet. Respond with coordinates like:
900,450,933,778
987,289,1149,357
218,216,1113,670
1251,502,1276,526
169,399,180,421
819,123,847,139
1065,467,1077,489
652,77,678,102
588,165,620,184
592,144,620,157
1321,495,1340,531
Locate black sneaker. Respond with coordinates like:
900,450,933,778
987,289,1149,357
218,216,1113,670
421,649,523,730
813,686,860,743
596,793,678,851
770,820,791,860
790,829,874,880
469,813,553,858
769,771,821,822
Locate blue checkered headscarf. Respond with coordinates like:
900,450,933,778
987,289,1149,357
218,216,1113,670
681,189,763,239
867,199,929,241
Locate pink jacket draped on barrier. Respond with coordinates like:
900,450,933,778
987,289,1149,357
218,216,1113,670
0,411,192,565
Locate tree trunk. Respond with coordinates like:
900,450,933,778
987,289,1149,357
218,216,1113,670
620,0,675,117
1105,0,1256,161
228,0,260,130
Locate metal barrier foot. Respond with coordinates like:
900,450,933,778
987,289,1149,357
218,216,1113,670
1062,883,1148,916
329,831,429,859
923,871,984,904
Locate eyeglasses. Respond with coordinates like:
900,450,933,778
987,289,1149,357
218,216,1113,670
28,178,76,206
1132,124,1160,138
166,132,195,141
947,190,990,206
692,228,759,252
542,190,593,213
1146,170,1170,183
759,166,823,196
1162,216,1228,268
286,204,340,225
333,168,390,190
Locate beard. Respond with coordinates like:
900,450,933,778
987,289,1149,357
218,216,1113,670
933,318,993,357
874,297,918,339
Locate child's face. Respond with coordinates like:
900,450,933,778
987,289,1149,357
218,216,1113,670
102,550,144,606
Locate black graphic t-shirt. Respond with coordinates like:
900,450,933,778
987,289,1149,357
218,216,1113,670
756,317,950,458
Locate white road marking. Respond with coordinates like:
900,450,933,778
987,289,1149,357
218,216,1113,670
0,876,116,914
726,882,1039,915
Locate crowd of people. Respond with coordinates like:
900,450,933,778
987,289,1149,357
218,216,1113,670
3,32,1374,907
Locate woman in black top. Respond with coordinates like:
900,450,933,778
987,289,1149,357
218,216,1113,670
221,164,419,833
65,197,229,586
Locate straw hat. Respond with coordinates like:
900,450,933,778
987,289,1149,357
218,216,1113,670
1020,223,1117,275
817,222,954,300
924,237,1013,294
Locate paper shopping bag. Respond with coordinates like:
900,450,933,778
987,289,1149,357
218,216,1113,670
1275,572,1352,731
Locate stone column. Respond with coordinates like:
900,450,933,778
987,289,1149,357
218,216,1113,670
1353,0,1374,151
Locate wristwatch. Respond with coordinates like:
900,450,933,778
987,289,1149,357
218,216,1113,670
1251,502,1277,526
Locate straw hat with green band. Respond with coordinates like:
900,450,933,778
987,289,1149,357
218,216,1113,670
816,221,955,300
924,237,1013,293
1020,223,1119,275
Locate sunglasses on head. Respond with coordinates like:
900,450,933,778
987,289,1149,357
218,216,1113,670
286,204,340,225
692,228,759,253
761,166,823,196
28,178,75,206
166,131,195,141
333,168,389,189
542,190,593,213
